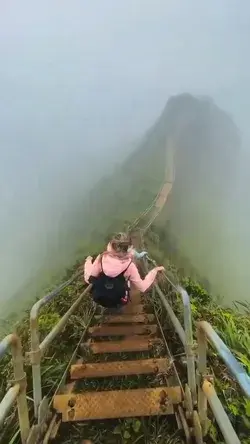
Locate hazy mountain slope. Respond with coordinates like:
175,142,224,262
1,115,167,319
2,92,243,320
153,94,243,303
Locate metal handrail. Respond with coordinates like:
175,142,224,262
202,380,240,444
130,139,175,232
146,255,197,403
129,177,168,231
144,255,197,404
197,320,250,399
142,181,173,232
197,320,250,443
0,334,30,443
28,272,91,419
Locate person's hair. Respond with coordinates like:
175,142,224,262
110,232,131,253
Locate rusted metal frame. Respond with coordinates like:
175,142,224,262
202,380,241,444
29,282,91,419
0,334,30,443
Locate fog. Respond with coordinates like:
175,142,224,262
1,0,250,311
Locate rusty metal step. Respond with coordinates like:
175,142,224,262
82,337,163,354
94,314,155,324
53,386,182,421
120,304,145,314
88,324,158,337
70,358,169,379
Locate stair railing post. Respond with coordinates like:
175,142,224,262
0,334,30,443
197,324,208,434
178,287,197,405
11,335,30,443
30,311,42,419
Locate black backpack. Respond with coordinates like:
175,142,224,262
89,256,132,308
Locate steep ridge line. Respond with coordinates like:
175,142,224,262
0,138,250,444
129,137,174,233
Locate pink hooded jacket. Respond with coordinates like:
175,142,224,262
84,243,162,293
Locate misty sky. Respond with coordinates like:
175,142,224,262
1,0,250,303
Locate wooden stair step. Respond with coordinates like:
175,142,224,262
81,337,163,354
53,386,182,421
130,292,142,304
88,324,158,337
121,304,145,314
70,358,170,379
94,314,155,324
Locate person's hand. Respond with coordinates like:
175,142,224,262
86,255,93,262
134,250,148,259
156,266,165,272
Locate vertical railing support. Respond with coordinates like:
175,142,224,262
202,380,241,444
30,315,42,419
178,286,197,405
11,336,30,443
197,324,208,434
0,334,30,443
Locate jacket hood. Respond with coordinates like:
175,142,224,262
101,250,132,277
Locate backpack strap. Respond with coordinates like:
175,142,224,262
99,253,107,274
117,260,132,278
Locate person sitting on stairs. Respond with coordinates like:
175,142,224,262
83,232,164,310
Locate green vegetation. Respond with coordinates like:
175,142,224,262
146,225,250,443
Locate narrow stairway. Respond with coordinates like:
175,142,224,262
52,285,183,435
